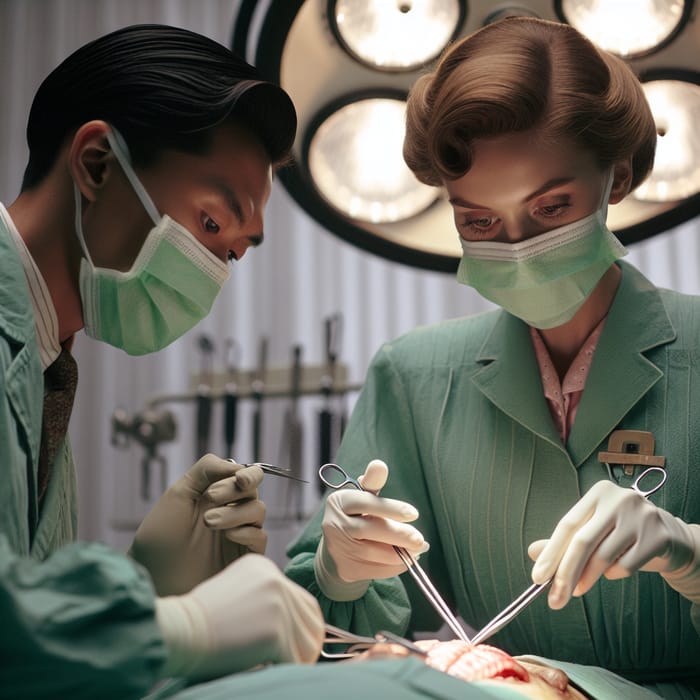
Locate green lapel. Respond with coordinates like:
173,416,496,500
0,219,43,472
0,216,44,541
471,310,567,454
469,262,676,467
567,261,676,466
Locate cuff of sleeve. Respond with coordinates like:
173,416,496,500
155,596,205,679
661,524,700,605
313,537,370,602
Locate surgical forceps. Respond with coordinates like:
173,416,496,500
469,466,668,646
323,624,427,659
239,462,309,483
318,463,471,643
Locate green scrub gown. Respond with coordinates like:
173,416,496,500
0,211,167,699
286,262,700,698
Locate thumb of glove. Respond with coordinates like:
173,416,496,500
357,459,389,494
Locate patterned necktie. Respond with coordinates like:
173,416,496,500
38,347,78,502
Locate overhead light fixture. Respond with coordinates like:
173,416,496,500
307,95,439,223
329,0,465,71
556,0,691,57
634,73,700,203
233,0,700,271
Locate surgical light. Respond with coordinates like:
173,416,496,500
633,78,700,202
558,0,689,57
329,0,464,71
308,97,439,223
234,0,700,271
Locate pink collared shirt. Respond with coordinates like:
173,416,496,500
530,318,606,443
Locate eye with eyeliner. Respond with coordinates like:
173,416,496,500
458,214,500,238
535,198,572,220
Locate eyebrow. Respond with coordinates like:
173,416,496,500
448,176,576,209
207,177,264,246
202,176,246,225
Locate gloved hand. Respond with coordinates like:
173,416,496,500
155,553,325,681
314,459,428,601
528,479,700,610
130,454,266,596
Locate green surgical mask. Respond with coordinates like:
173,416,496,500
75,129,229,355
456,172,626,329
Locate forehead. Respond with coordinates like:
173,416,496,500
445,129,602,206
149,122,273,197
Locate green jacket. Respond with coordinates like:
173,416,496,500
287,261,700,697
0,215,166,699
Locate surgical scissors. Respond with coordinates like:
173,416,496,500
318,462,471,643
469,466,668,646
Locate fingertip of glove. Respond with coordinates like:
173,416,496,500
527,539,547,561
360,459,389,492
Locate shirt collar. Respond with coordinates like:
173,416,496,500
0,203,61,370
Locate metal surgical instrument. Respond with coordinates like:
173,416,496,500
322,624,427,659
318,462,471,644
322,624,378,659
469,466,668,646
238,461,309,483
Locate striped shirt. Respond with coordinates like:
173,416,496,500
1,203,61,370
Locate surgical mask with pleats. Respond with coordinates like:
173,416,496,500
456,171,626,329
75,129,230,355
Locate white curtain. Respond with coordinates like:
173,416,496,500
1,0,699,566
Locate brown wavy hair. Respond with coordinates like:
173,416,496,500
404,17,656,188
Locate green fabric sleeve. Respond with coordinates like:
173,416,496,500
0,534,167,699
286,341,455,637
285,549,411,637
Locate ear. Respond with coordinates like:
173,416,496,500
67,120,115,202
608,157,634,205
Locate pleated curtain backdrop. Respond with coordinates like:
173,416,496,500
1,0,699,566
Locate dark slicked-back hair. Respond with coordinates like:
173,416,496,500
22,24,296,190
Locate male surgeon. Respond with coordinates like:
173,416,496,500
0,23,323,699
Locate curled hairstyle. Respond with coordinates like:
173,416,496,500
22,24,297,190
404,18,656,189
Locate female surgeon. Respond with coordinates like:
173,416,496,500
286,17,700,698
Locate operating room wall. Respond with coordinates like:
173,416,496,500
2,0,700,568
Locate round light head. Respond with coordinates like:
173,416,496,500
559,0,688,57
330,0,463,71
308,97,439,223
632,79,700,202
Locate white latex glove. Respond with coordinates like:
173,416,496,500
130,454,266,596
155,554,324,681
314,459,428,601
528,479,700,610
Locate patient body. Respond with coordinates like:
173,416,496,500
360,639,595,699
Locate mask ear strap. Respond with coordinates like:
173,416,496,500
106,127,161,225
73,182,94,266
600,168,617,221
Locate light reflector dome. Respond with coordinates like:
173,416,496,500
560,0,687,56
308,98,439,223
633,79,700,202
330,0,463,70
